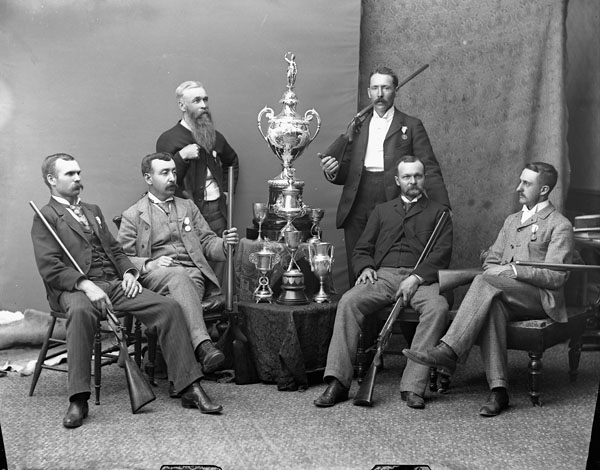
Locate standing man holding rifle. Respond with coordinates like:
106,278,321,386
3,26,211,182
318,65,451,285
314,156,452,409
31,153,224,429
404,162,574,417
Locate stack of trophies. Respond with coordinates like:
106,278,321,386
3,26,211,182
249,52,333,306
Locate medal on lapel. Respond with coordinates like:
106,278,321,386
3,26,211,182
183,216,192,232
530,224,539,241
401,126,408,140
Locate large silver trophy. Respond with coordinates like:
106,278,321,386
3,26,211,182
258,52,321,184
255,52,321,240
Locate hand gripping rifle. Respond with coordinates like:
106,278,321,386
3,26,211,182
29,201,156,413
354,210,449,406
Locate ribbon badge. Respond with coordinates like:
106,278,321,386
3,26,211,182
401,126,408,140
530,224,539,242
183,216,192,232
95,216,102,228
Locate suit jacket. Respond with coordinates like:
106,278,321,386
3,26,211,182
156,122,239,218
483,202,574,322
31,198,135,312
325,107,450,228
352,196,452,284
117,195,225,295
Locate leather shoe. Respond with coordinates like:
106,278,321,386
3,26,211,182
168,382,182,399
181,382,223,414
314,378,349,407
195,341,226,374
400,391,425,409
63,400,89,428
403,342,457,376
479,388,509,417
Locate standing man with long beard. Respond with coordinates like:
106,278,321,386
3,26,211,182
156,81,239,284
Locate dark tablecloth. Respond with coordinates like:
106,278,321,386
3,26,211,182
237,299,337,391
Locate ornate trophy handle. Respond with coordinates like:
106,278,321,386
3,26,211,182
257,106,275,142
304,109,322,142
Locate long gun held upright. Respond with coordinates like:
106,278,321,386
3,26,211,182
353,210,449,407
29,201,156,413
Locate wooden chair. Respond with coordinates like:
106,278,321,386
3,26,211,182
29,309,144,405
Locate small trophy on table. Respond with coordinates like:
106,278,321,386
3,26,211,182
308,242,334,303
249,247,280,303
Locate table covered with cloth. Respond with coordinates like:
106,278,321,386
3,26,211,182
237,299,337,391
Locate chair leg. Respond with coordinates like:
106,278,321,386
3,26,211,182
528,351,543,406
146,330,158,386
94,321,102,405
29,317,57,397
439,373,451,394
568,335,583,382
429,367,438,392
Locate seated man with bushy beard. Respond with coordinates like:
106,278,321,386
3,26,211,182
156,80,239,285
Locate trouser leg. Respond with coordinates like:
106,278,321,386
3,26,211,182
108,283,203,393
200,199,227,288
59,291,98,399
141,266,210,350
324,268,402,389
400,284,450,396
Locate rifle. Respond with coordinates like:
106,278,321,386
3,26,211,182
223,168,260,385
353,210,449,407
438,260,600,294
29,201,156,413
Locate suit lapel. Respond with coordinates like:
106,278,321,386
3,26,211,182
48,198,87,240
384,107,403,141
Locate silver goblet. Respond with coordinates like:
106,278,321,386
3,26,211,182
307,208,325,244
308,242,334,303
249,247,280,303
252,202,269,241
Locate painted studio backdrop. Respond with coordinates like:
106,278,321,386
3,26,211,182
1,0,576,311
0,0,361,311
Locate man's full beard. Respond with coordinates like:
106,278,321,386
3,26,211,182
189,112,216,154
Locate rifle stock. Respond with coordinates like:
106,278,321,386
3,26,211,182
438,268,483,294
106,312,156,413
30,200,156,413
353,210,449,407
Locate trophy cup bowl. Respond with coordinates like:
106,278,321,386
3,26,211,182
249,248,280,303
307,208,325,244
274,183,308,236
308,242,334,303
277,228,309,305
252,202,269,241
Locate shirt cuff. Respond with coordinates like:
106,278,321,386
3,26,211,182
124,268,140,280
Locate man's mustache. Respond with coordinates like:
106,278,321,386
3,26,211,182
166,182,178,191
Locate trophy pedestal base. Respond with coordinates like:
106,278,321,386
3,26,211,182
276,269,309,305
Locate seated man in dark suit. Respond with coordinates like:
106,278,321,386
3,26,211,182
404,162,574,416
31,153,224,429
314,155,453,409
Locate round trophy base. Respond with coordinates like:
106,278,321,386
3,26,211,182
276,269,309,305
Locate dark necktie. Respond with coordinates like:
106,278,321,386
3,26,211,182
403,201,414,213
155,201,171,216
69,204,90,228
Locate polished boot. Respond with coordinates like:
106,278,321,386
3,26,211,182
400,391,425,409
181,382,223,414
314,378,349,408
403,342,458,376
195,341,226,374
63,400,89,428
479,387,509,417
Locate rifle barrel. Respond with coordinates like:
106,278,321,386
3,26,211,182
515,260,600,271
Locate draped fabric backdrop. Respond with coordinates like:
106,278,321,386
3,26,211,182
359,0,569,272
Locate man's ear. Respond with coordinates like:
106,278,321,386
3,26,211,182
540,185,550,197
143,173,152,185
46,174,55,187
178,100,186,112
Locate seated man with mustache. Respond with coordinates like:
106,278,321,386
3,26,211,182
156,80,239,285
118,152,239,379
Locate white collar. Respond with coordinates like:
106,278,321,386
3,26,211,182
148,192,174,204
180,118,192,131
401,194,422,204
372,106,394,123
52,195,81,206
521,200,550,220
